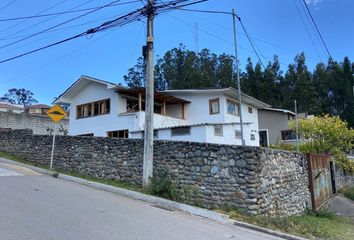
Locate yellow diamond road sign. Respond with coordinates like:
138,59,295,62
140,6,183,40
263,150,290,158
47,105,66,123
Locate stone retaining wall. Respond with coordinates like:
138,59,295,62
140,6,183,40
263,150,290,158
0,129,311,216
335,168,354,189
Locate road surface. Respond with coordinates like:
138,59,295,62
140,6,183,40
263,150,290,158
0,162,283,240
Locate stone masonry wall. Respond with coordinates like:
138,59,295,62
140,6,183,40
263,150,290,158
335,168,354,189
0,111,68,135
0,129,311,216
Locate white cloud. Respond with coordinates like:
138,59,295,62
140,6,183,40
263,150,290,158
305,0,323,6
305,0,324,10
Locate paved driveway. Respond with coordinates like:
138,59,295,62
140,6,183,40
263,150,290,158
0,162,283,240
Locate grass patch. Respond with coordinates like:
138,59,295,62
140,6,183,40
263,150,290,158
339,186,354,201
221,207,353,239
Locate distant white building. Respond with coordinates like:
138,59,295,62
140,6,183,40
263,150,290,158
0,102,24,114
54,75,270,146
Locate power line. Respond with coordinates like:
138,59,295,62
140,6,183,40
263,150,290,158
0,0,70,34
164,11,278,65
0,2,142,57
171,7,266,68
236,15,266,68
174,7,319,61
0,0,200,64
0,0,17,12
0,1,142,42
0,0,141,22
0,28,121,86
292,0,323,62
0,0,122,50
301,0,332,59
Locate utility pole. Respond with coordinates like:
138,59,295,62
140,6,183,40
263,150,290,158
295,100,299,151
232,9,245,146
143,0,155,186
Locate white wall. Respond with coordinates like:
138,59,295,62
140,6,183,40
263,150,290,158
68,82,187,136
69,82,125,136
0,107,23,114
155,125,207,143
168,93,225,124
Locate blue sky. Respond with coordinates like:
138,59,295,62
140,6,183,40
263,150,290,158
0,0,352,104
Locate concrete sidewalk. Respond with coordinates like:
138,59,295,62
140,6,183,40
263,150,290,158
324,194,354,222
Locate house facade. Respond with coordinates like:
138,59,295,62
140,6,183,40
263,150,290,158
0,102,24,113
54,75,270,146
26,104,51,115
258,108,297,147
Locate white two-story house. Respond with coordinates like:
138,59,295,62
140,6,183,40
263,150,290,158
54,75,270,146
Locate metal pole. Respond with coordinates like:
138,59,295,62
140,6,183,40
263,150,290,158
143,0,155,186
50,124,56,170
232,9,245,146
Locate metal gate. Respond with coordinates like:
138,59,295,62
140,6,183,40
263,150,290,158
307,154,334,210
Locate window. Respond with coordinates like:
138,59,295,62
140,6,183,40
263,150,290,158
214,125,223,137
248,107,253,113
107,130,129,138
7,109,13,113
153,130,158,138
250,134,256,141
227,99,240,115
76,99,110,119
77,133,94,137
209,98,220,115
235,130,241,139
171,127,191,136
126,99,143,112
281,130,298,141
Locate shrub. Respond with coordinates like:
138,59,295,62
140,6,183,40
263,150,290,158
145,169,179,201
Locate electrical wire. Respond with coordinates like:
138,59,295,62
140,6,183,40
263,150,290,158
293,0,323,62
0,1,143,57
0,28,121,86
0,0,141,22
0,0,122,50
0,0,70,34
171,7,266,68
0,0,17,12
0,0,208,64
180,9,318,61
236,15,266,68
301,0,332,59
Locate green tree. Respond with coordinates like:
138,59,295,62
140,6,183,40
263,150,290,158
0,88,38,107
282,53,319,114
291,115,354,172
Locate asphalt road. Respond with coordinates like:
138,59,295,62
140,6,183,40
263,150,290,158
0,162,283,240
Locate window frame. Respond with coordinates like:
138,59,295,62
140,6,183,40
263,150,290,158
214,125,223,137
226,99,240,116
235,130,241,139
107,129,129,139
209,98,220,115
171,127,191,136
76,98,110,119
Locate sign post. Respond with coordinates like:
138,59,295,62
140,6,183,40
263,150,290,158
47,105,66,170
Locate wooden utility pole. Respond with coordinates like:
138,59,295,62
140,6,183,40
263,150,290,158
232,9,245,146
143,0,155,186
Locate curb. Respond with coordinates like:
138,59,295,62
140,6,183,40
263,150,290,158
0,157,307,240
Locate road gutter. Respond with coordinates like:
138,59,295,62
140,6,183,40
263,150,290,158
0,157,307,240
